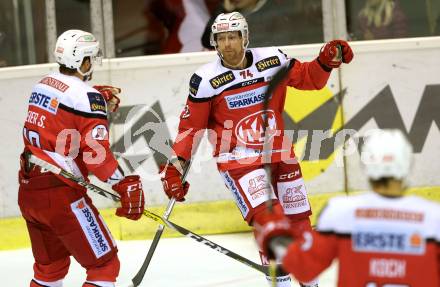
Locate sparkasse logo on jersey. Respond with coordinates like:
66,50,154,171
71,199,111,258
256,56,281,72
210,71,235,89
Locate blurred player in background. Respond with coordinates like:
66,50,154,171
159,12,353,287
254,129,440,286
18,30,145,287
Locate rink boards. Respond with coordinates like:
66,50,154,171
0,37,439,249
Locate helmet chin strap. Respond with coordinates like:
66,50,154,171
77,63,94,81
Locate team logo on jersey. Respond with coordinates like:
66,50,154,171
353,228,426,255
189,73,202,96
235,110,277,146
29,92,59,114
87,92,106,113
71,198,111,258
210,71,235,89
180,104,190,119
225,85,269,110
91,124,108,140
256,56,281,72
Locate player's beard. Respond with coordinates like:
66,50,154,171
221,48,246,69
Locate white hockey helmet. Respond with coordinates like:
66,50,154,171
210,12,249,48
361,129,413,180
54,30,102,78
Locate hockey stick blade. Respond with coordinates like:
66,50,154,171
28,154,268,278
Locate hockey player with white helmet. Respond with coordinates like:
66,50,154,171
18,30,145,287
158,12,353,287
254,129,440,286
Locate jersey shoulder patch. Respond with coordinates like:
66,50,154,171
87,92,107,113
66,84,108,118
188,61,220,101
251,47,287,72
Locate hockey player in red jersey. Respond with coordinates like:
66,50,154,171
18,30,145,287
254,129,440,287
158,12,353,287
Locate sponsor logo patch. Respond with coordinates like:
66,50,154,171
29,92,59,114
352,227,426,255
210,71,235,89
235,110,277,146
87,92,107,113
216,23,229,32
39,77,69,92
225,85,268,109
71,198,111,258
222,171,249,217
91,124,108,140
277,178,310,214
189,73,202,96
256,56,281,72
238,169,275,208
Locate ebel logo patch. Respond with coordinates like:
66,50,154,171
235,110,277,146
225,85,268,109
71,198,111,258
256,56,281,72
189,73,202,96
210,71,235,89
29,92,59,114
87,92,106,113
352,227,426,255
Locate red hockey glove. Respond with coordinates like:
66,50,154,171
318,40,353,69
93,85,121,112
112,175,145,220
253,204,297,259
159,163,189,202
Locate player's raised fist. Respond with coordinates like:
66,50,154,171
318,40,353,69
93,85,121,112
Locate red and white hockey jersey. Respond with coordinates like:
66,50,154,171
22,72,119,182
283,192,440,286
173,47,331,170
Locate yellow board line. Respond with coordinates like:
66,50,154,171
1,187,439,250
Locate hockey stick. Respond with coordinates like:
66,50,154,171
131,160,190,287
27,154,268,277
261,47,343,286
263,63,291,287
130,199,176,287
